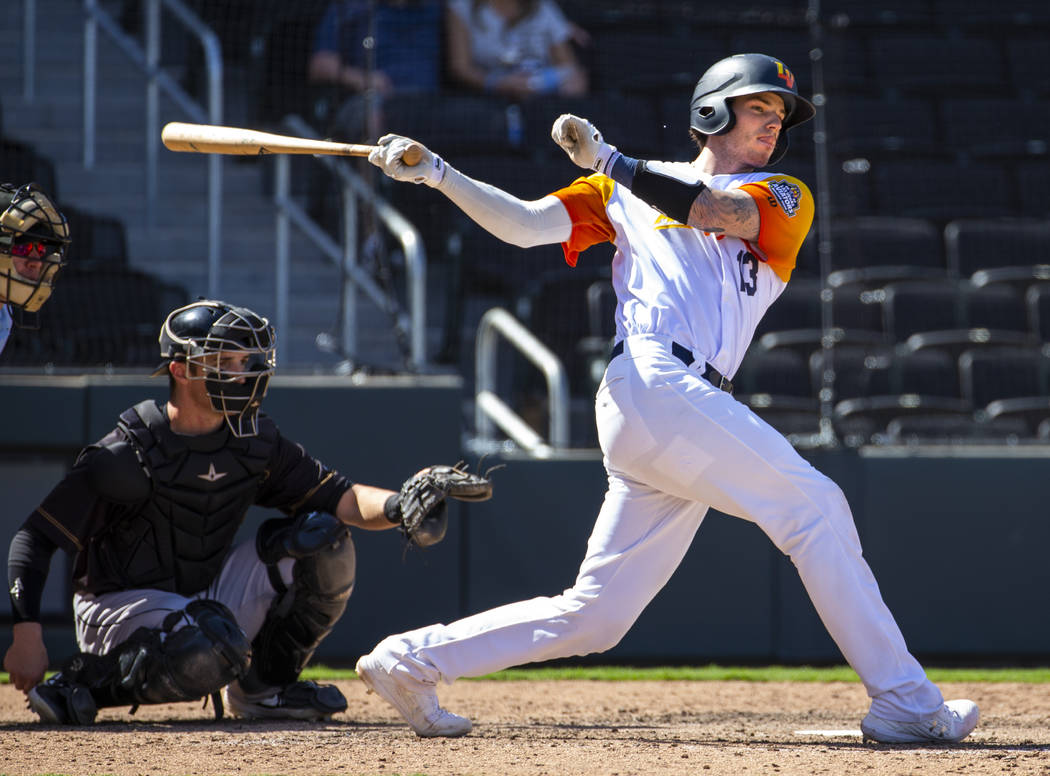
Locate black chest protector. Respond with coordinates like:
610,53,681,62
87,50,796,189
89,400,275,596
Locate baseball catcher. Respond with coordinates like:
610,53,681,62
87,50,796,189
4,298,493,725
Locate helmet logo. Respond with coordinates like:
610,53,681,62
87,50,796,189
775,61,795,90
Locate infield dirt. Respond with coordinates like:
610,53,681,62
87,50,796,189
2,679,1048,775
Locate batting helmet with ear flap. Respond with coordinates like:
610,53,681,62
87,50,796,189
153,299,277,437
689,53,815,166
0,182,70,313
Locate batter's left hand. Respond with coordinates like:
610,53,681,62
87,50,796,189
551,114,617,174
368,135,446,188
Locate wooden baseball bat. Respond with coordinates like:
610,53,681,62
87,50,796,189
161,122,424,166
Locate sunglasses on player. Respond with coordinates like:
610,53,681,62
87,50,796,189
9,239,59,259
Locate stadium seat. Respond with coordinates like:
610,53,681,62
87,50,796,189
829,216,944,272
823,94,939,156
833,394,974,447
830,287,884,334
1025,284,1050,342
881,280,963,342
589,27,727,95
944,218,1050,278
809,344,894,401
869,158,1014,219
869,32,1007,94
958,346,1049,407
940,98,1049,158
756,327,884,360
903,328,1034,361
890,347,960,397
983,396,1050,437
963,284,1030,333
1005,36,1050,98
755,279,823,338
735,347,813,399
822,0,935,27
885,413,1028,445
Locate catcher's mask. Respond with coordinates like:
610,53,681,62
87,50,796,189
0,182,70,319
152,299,277,437
689,53,815,166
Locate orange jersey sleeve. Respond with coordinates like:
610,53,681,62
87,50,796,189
551,174,618,267
738,175,814,282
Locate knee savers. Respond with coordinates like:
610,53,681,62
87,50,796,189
252,511,356,687
83,599,251,708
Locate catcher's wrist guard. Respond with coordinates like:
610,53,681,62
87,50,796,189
383,493,402,525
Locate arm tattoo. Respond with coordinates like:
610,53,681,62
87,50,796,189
688,188,760,240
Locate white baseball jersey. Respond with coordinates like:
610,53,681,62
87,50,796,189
0,304,12,355
360,163,946,728
552,166,814,378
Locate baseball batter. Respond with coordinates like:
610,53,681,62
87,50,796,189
0,182,69,355
357,53,979,744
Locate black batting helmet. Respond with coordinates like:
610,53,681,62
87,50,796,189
689,53,815,166
153,299,277,437
0,182,70,314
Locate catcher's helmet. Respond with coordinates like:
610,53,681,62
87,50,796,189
0,182,70,314
153,299,277,437
689,53,815,166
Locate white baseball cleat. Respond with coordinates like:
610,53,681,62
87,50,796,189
861,699,980,744
355,653,472,738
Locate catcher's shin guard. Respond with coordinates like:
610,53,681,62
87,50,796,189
249,512,356,688
65,599,251,710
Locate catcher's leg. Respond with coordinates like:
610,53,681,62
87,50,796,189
29,599,251,724
226,511,355,719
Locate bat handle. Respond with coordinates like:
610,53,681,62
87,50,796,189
402,143,424,167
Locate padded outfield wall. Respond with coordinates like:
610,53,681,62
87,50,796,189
1,376,1048,667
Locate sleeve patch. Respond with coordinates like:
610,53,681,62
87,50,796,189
739,175,814,283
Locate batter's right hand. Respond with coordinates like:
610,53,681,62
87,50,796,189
3,622,49,693
551,114,618,174
368,135,446,188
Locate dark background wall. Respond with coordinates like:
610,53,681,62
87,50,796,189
2,378,1048,667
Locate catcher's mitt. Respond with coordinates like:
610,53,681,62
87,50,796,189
392,463,494,547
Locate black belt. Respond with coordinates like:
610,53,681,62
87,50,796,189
609,340,734,394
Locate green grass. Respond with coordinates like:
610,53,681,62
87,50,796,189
296,664,1050,683
7,664,1050,686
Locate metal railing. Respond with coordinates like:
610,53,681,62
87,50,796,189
474,307,570,457
274,115,427,371
82,0,224,296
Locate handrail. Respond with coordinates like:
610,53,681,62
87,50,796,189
82,0,224,296
276,115,427,371
474,307,570,455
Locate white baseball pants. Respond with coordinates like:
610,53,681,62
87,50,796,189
73,539,292,656
371,333,944,721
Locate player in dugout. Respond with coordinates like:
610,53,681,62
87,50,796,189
356,52,980,744
0,182,70,356
3,299,466,724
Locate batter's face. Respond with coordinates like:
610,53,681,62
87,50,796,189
710,92,786,171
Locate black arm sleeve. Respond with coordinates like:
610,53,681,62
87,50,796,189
631,161,708,225
608,153,707,225
7,523,58,623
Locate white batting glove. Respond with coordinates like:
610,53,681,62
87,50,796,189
368,135,446,188
551,114,618,174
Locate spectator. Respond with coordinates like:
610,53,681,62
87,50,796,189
308,0,443,138
446,0,588,100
